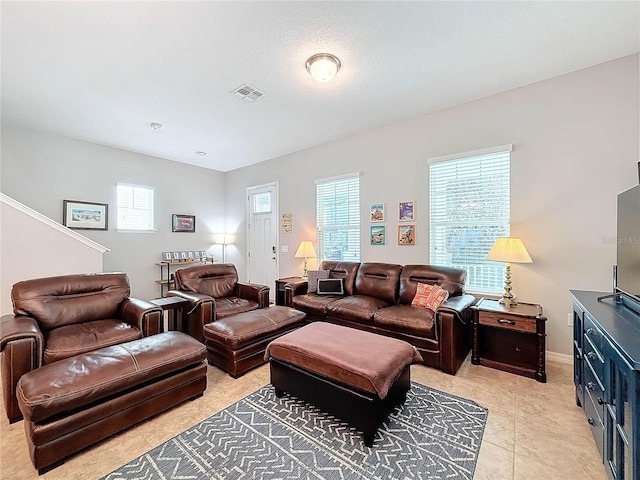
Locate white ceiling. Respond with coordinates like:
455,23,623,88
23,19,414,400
2,1,638,172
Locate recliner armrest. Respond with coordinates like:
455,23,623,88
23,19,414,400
120,298,163,336
236,283,270,308
283,281,308,307
0,314,44,422
167,290,214,342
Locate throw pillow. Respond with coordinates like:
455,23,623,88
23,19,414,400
307,269,329,293
411,283,449,310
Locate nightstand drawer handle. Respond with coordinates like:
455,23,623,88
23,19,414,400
497,318,516,325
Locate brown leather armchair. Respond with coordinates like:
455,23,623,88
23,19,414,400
168,263,270,343
0,272,162,423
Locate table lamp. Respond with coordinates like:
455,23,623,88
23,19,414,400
486,237,532,307
295,241,317,279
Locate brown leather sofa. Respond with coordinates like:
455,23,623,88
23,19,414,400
0,272,162,423
168,263,270,342
285,261,476,375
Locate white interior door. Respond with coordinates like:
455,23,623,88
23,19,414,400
247,183,278,302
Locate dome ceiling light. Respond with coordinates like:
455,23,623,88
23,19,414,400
305,53,341,83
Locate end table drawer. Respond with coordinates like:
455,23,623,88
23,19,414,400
478,311,536,333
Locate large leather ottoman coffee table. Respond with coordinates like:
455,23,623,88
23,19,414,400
17,331,207,474
265,322,423,446
203,305,307,377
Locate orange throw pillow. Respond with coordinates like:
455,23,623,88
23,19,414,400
412,283,449,310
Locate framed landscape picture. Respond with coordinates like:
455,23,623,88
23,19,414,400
63,200,108,230
370,225,386,245
399,201,415,221
172,214,196,233
370,203,385,222
398,224,415,246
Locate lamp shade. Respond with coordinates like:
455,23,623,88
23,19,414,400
486,237,532,263
305,53,341,83
295,241,317,259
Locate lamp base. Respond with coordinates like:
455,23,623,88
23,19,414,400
500,263,518,307
499,295,518,307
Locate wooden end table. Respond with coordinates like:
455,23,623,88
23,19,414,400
471,298,547,382
149,297,189,332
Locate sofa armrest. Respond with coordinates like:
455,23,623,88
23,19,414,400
121,298,163,336
236,283,270,308
434,294,476,374
283,281,308,307
0,314,44,422
436,294,476,323
167,290,214,342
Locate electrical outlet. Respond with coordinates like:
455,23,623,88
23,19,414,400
567,312,573,327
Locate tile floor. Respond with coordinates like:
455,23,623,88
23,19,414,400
0,357,606,479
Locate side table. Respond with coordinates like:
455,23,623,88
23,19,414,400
275,277,304,306
149,297,189,332
471,298,547,382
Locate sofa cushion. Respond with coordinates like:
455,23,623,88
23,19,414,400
43,319,142,365
292,294,341,315
411,283,449,310
327,295,392,325
373,305,437,339
307,270,329,293
398,265,466,304
353,263,402,304
214,297,259,319
319,261,360,296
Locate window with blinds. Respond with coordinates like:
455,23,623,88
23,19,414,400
316,174,360,263
116,183,154,231
428,147,511,293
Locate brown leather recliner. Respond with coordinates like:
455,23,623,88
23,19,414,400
0,272,162,423
168,263,270,343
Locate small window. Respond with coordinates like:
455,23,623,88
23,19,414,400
117,183,154,231
316,173,361,263
253,192,271,213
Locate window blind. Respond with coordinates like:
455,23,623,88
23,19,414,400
316,174,360,263
429,149,511,293
117,183,154,231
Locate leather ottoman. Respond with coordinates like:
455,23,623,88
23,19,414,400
203,305,306,377
17,331,207,474
265,322,423,447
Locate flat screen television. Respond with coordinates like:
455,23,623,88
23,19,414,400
616,183,640,311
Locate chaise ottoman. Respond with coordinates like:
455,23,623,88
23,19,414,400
16,331,207,474
203,305,307,377
265,322,423,446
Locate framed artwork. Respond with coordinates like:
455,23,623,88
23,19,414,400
200,250,207,259
172,252,180,261
370,203,385,222
370,225,386,245
187,251,194,259
399,201,415,221
180,251,188,260
172,214,196,233
161,252,172,261
194,251,201,259
63,200,108,230
398,224,415,246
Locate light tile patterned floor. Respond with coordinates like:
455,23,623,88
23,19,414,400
0,357,606,479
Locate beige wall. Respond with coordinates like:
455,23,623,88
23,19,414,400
1,127,228,300
225,54,640,357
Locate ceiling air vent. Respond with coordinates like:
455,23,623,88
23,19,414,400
230,84,267,102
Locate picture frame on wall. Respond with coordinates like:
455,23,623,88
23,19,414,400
172,214,196,233
63,200,108,230
370,225,386,245
398,224,415,245
399,201,414,221
370,203,385,222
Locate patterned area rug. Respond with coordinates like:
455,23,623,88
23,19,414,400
103,382,487,480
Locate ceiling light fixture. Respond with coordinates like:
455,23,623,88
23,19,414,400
150,122,162,130
195,151,207,156
305,53,341,83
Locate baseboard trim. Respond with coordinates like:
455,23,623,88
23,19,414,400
547,351,572,364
